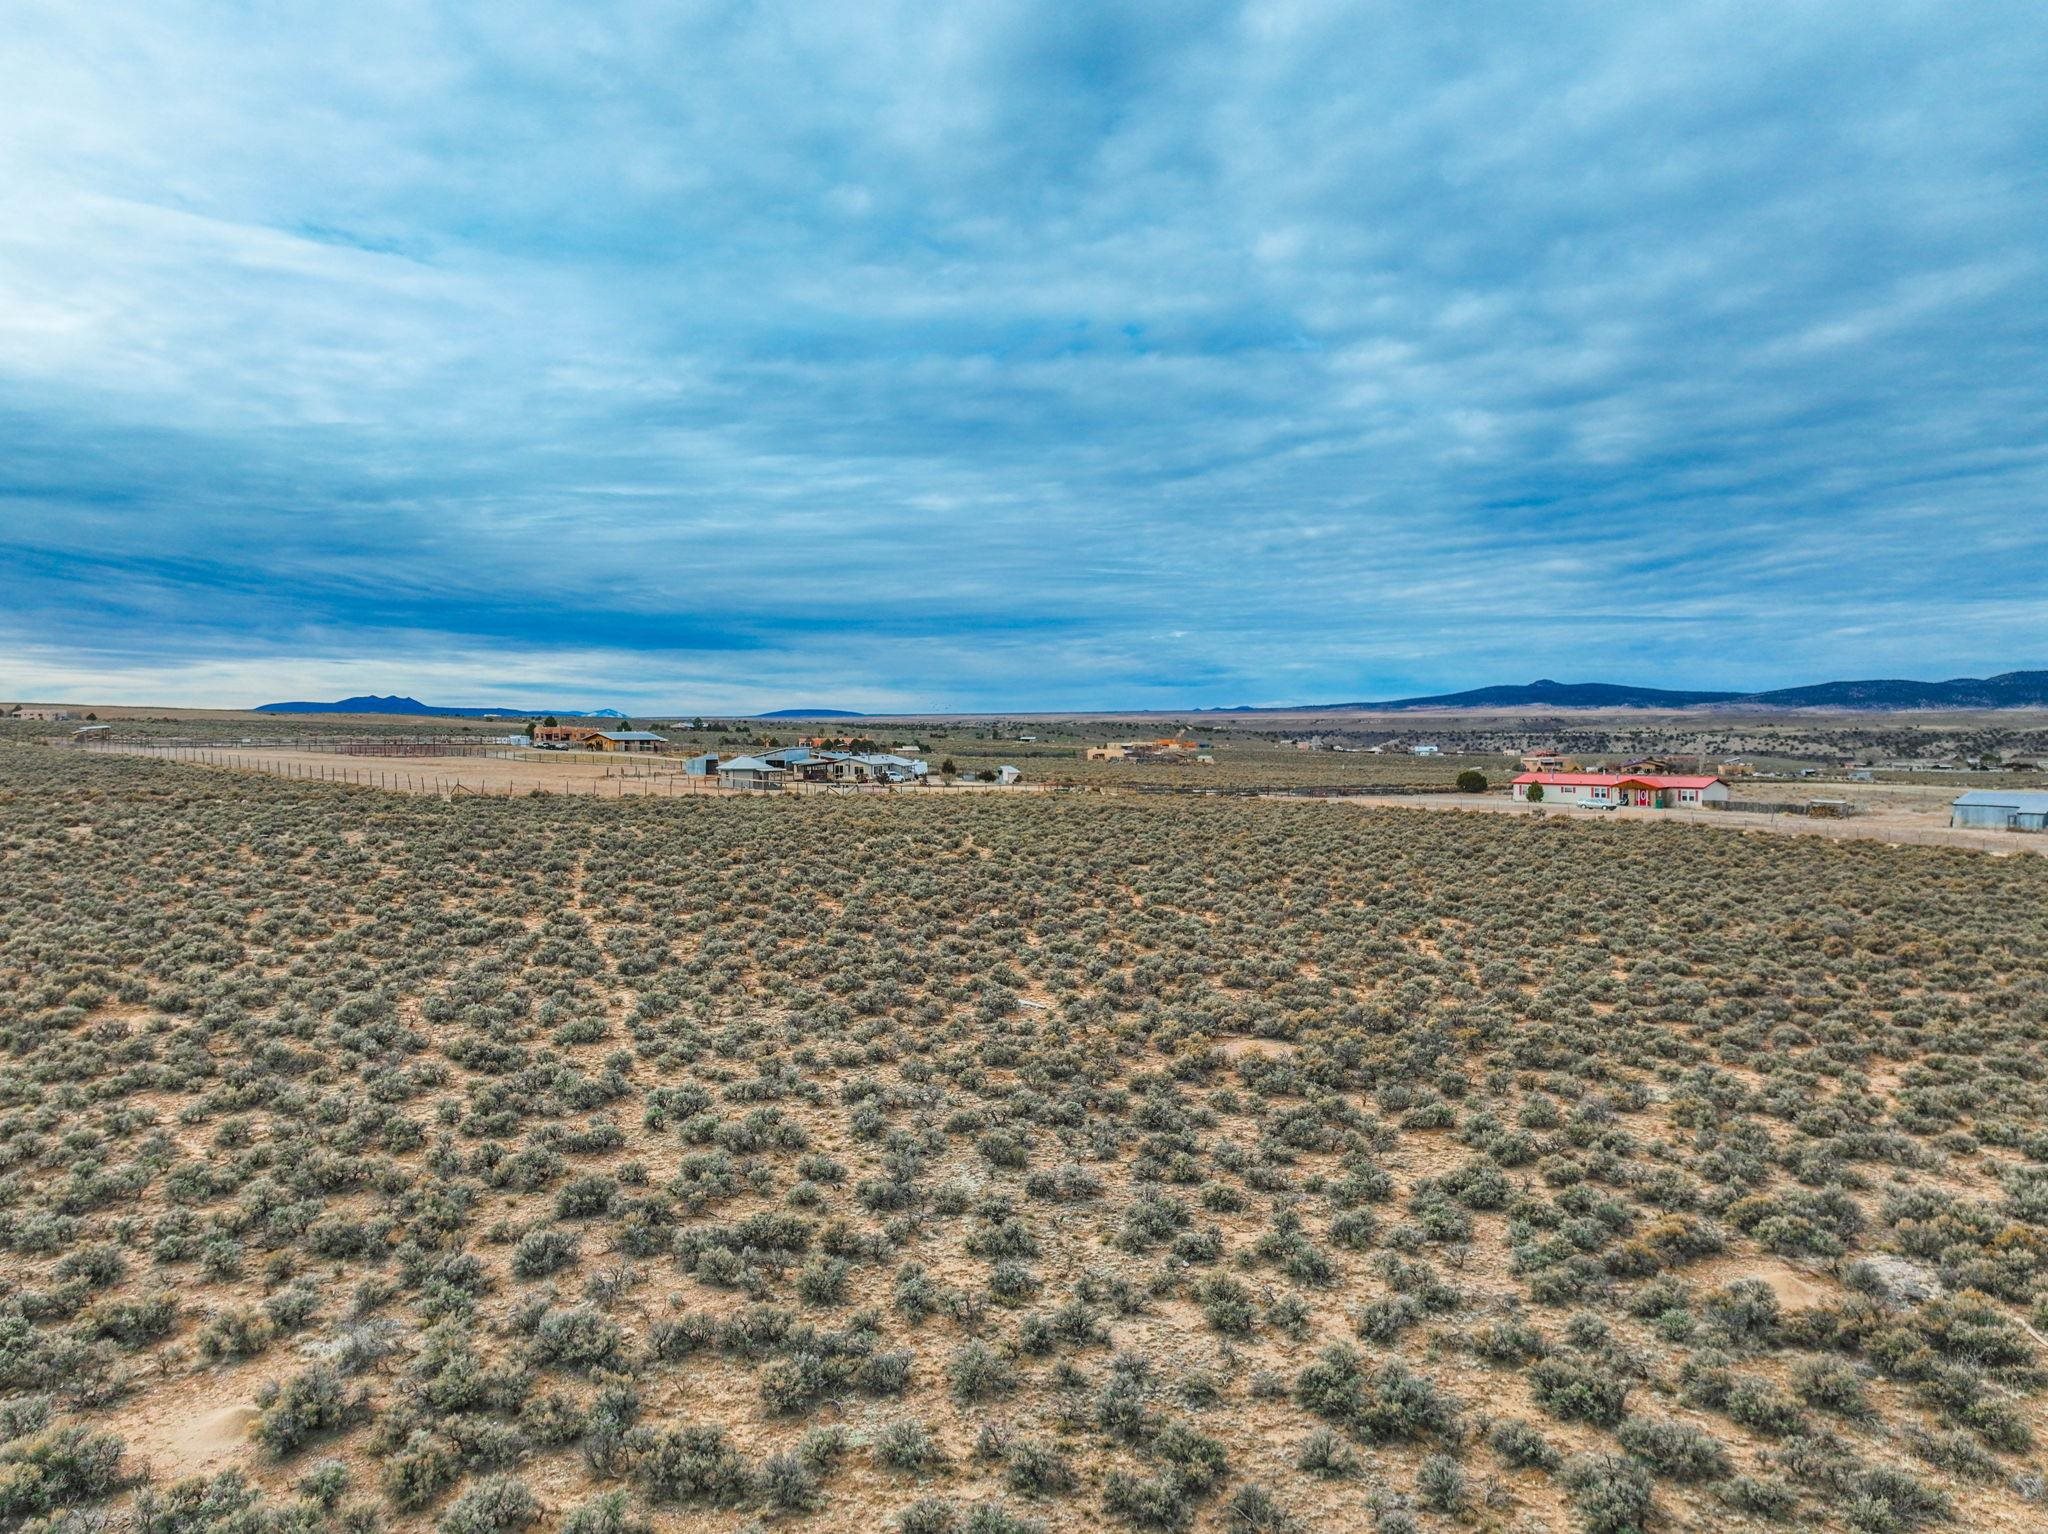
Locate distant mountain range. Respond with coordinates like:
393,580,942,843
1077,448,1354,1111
1308,671,2048,712
253,674,2048,720
254,695,624,719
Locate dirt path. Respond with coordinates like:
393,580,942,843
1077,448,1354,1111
1325,790,2047,856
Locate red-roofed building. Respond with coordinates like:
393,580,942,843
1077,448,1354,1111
1511,771,1729,809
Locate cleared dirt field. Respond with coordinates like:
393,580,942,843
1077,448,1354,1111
1331,791,2047,857
73,743,1051,800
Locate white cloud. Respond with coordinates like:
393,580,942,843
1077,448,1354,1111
0,1,2044,707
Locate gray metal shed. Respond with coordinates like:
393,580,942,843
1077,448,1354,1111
1950,789,2048,831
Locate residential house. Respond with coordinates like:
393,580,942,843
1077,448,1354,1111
717,755,788,790
1085,737,1197,762
1511,771,1730,809
828,752,928,785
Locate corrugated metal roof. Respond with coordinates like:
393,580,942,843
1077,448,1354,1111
1952,790,2048,811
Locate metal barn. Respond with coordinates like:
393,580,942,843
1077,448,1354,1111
1950,789,2048,831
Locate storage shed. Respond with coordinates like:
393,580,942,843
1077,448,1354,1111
1950,790,2048,832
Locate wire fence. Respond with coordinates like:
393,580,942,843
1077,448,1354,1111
75,740,737,798
69,739,1028,800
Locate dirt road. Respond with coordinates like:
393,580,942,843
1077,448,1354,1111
1327,790,2046,856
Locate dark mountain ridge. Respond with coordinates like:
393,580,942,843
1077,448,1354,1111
1320,671,2048,712
255,695,623,719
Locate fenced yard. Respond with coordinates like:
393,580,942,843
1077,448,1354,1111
72,738,737,797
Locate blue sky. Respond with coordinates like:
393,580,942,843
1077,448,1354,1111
3,2,2045,712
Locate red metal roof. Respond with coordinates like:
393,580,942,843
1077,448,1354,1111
1512,771,1722,789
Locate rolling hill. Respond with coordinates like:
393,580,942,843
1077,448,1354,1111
1318,671,2048,712
254,695,623,718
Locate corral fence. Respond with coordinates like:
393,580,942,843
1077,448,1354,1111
69,737,741,799
1720,798,1860,817
72,732,524,757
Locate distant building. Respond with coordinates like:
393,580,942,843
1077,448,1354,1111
682,754,721,776
997,765,1022,785
1410,744,1440,757
589,731,667,753
11,708,77,722
534,725,604,747
717,755,787,790
1512,772,1729,808
827,753,928,785
1086,738,1197,762
1950,790,2048,832
1519,753,1575,772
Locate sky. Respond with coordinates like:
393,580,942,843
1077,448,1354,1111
3,2,2046,713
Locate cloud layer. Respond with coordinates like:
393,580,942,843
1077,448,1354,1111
3,2,2044,710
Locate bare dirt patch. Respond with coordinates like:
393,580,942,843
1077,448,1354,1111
127,1399,261,1480
1214,1036,1299,1061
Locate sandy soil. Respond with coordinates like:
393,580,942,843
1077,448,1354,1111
123,1393,262,1482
